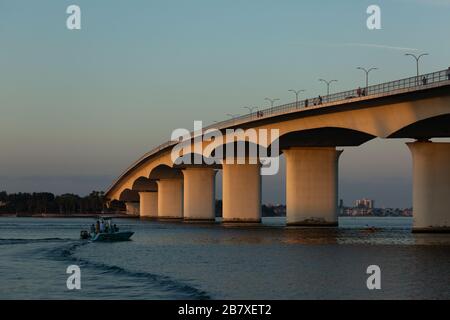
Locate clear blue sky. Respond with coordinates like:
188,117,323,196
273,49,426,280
1,0,449,207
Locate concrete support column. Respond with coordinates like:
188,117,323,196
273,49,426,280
125,202,140,216
284,147,342,226
183,168,217,222
222,159,261,223
138,191,158,218
156,179,183,219
407,141,450,232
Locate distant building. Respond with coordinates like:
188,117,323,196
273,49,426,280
340,199,413,217
355,198,374,209
343,207,373,216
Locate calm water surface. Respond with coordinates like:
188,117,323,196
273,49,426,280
0,217,449,299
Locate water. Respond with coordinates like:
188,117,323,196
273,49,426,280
0,217,449,299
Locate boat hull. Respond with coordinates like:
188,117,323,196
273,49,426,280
91,231,134,242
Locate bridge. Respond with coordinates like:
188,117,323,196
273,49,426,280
105,68,450,232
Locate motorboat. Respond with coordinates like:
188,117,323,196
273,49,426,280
80,217,134,242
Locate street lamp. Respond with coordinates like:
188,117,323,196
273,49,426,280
226,113,240,125
288,89,305,108
227,113,240,119
319,79,338,101
357,67,378,89
243,106,259,115
265,98,280,108
405,53,429,83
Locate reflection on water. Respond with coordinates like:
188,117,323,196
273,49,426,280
0,217,449,299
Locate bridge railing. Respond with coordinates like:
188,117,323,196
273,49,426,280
203,68,450,131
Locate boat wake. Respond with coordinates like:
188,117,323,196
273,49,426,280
0,238,72,246
47,241,211,300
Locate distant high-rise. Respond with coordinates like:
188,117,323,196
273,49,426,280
355,198,374,209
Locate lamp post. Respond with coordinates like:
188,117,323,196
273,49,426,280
226,113,240,124
405,53,429,84
288,89,305,108
243,106,259,116
319,79,337,102
264,98,280,108
357,67,378,90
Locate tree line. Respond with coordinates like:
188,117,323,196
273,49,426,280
214,200,286,217
0,191,111,214
0,191,285,216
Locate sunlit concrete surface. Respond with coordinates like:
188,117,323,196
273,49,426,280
157,179,183,219
183,167,216,222
408,141,450,232
285,147,342,226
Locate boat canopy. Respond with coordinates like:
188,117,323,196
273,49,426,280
95,216,115,220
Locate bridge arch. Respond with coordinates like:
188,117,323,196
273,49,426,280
172,153,221,168
149,164,183,180
119,188,139,202
118,188,140,215
268,127,376,152
131,177,158,192
388,113,450,139
206,141,271,163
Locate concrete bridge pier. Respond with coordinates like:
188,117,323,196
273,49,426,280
138,191,158,218
222,158,261,223
284,147,343,226
182,167,217,222
156,179,183,220
125,201,140,216
407,141,450,232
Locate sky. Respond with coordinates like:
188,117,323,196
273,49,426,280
1,0,450,208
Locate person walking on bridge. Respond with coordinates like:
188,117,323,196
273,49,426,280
422,76,428,85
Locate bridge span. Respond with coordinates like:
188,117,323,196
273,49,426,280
105,69,450,232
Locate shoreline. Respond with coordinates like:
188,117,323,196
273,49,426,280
0,214,412,219
0,213,137,219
